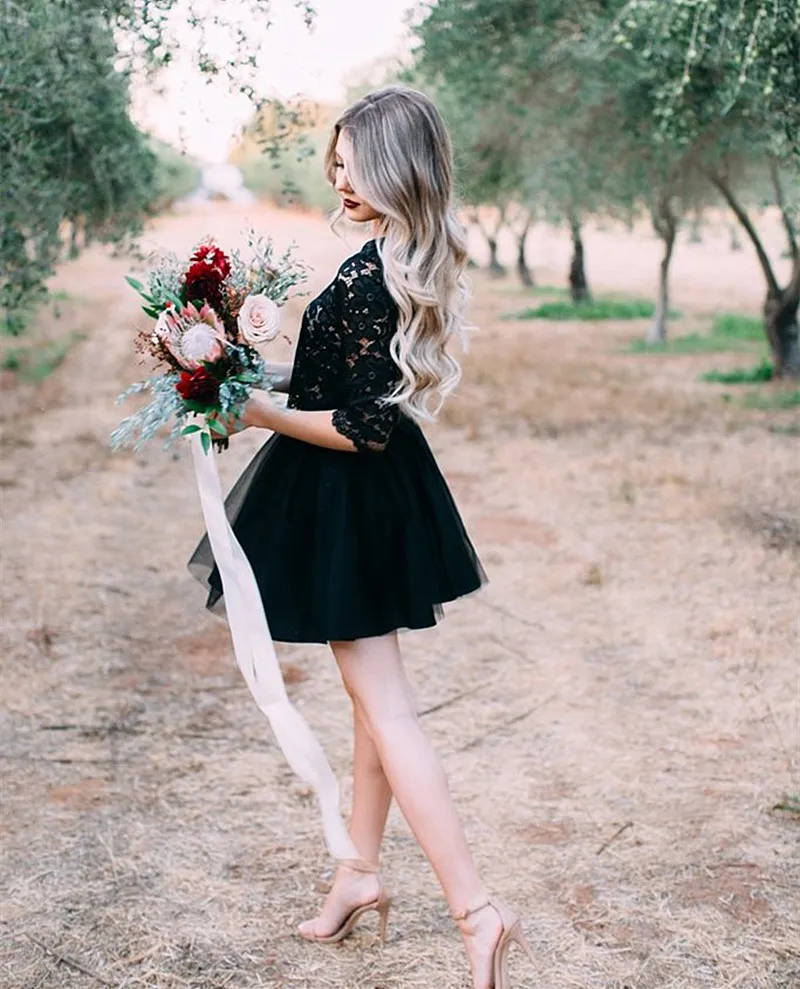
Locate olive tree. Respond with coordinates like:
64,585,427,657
0,0,314,333
609,0,800,373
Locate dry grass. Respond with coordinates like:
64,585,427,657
1,204,798,988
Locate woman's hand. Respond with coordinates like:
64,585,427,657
240,390,276,430
212,394,356,452
263,361,294,394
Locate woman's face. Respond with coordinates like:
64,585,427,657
333,131,382,223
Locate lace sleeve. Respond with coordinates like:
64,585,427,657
331,255,400,453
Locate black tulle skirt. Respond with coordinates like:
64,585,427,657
188,416,486,643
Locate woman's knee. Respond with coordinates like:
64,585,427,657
330,634,417,727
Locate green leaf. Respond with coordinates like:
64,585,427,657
181,424,202,435
142,305,161,318
208,418,229,437
126,276,144,293
200,431,211,455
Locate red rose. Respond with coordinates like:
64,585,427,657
176,367,220,405
184,262,225,311
189,244,231,279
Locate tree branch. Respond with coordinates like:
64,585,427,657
708,170,780,296
770,158,799,263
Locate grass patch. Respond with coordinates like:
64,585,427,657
701,359,773,384
628,333,748,354
744,388,800,410
1,331,86,381
627,312,766,355
773,794,800,814
535,285,572,299
510,298,674,321
711,312,763,341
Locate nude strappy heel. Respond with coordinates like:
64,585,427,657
453,895,536,989
298,858,392,944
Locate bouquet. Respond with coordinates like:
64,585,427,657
111,232,307,454
108,232,358,862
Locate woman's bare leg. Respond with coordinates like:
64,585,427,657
328,633,503,989
298,697,392,937
349,701,393,862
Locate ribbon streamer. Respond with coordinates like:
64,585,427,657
189,433,358,861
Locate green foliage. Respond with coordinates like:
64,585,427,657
1,332,87,382
150,140,201,210
511,298,667,321
1,0,315,334
701,359,774,384
239,141,336,211
1,1,158,333
411,1,639,226
611,1,800,162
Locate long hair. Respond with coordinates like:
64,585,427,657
324,86,469,422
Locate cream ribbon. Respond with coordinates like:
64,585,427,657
189,432,359,861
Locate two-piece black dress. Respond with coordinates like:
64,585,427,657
189,238,485,643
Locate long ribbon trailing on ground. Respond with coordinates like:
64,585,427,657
189,433,359,861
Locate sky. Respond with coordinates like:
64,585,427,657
133,0,418,164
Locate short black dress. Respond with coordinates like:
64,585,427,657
188,238,485,643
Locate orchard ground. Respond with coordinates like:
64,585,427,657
1,203,798,989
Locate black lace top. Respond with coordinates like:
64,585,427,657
287,239,401,453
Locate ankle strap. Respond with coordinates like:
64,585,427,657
339,858,379,874
452,893,491,922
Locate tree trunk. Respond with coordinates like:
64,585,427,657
486,235,505,277
770,158,799,262
709,171,799,377
476,204,508,277
516,218,534,288
568,213,591,304
764,258,800,378
68,219,80,260
647,198,677,345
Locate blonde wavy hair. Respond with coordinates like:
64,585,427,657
324,85,469,422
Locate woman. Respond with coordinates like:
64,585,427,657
189,86,533,989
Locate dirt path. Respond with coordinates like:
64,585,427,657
1,203,798,989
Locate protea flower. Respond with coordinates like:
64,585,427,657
155,303,226,370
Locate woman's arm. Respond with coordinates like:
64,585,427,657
241,390,357,453
264,361,294,394
242,255,399,453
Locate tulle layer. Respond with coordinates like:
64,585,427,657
188,417,486,643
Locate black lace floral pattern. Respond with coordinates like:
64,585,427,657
288,239,400,452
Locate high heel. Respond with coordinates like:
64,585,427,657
453,895,535,989
298,858,392,944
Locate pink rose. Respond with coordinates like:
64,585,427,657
237,294,281,346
